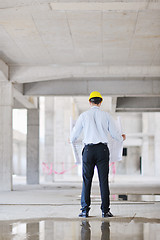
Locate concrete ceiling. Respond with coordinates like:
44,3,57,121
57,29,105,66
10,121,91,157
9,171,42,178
0,0,160,111
0,1,160,68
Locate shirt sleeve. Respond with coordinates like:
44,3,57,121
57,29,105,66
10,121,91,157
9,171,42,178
107,113,123,142
70,114,83,143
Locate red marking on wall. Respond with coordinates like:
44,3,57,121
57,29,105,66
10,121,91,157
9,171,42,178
109,162,116,175
42,162,77,175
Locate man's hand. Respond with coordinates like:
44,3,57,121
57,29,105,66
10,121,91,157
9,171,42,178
122,134,126,141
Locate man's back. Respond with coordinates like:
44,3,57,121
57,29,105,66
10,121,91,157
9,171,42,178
71,106,123,145
80,106,109,145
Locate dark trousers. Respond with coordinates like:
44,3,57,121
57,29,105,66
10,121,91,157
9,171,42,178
81,143,110,213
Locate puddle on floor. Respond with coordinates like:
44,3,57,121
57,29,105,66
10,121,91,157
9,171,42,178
88,195,160,203
0,219,160,240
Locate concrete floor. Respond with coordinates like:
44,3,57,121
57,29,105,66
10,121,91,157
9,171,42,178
0,181,160,221
0,180,160,239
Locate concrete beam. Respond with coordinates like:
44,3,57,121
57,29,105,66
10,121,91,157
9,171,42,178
116,97,160,112
10,66,160,84
50,2,160,11
1,1,160,11
24,77,160,97
13,99,26,109
0,59,8,81
13,84,38,109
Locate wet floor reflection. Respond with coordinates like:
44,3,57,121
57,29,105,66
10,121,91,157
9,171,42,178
0,219,160,240
81,221,110,240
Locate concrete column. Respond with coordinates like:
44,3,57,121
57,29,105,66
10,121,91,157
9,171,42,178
0,81,13,191
141,113,150,176
141,135,149,176
27,222,39,240
44,97,54,182
0,222,12,238
141,113,154,176
141,113,149,176
54,97,74,180
71,98,82,177
45,221,54,240
154,113,160,176
27,108,39,184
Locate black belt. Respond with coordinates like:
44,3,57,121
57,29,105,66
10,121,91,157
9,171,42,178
85,142,108,146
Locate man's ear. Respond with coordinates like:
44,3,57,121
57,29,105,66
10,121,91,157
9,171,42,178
99,102,102,107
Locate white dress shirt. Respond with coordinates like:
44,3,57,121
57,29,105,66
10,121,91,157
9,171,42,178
70,106,123,145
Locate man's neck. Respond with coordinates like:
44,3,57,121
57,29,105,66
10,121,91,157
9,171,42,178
90,103,101,107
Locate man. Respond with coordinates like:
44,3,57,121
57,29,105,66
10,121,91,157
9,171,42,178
70,91,126,218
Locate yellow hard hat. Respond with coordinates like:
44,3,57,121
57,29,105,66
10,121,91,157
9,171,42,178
89,91,103,101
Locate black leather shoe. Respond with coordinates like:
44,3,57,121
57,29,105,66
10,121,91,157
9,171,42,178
102,211,113,218
79,211,89,218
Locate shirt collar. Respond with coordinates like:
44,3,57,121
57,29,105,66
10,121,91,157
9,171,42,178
91,106,100,109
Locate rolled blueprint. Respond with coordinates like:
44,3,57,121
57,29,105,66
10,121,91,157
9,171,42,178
108,116,123,162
